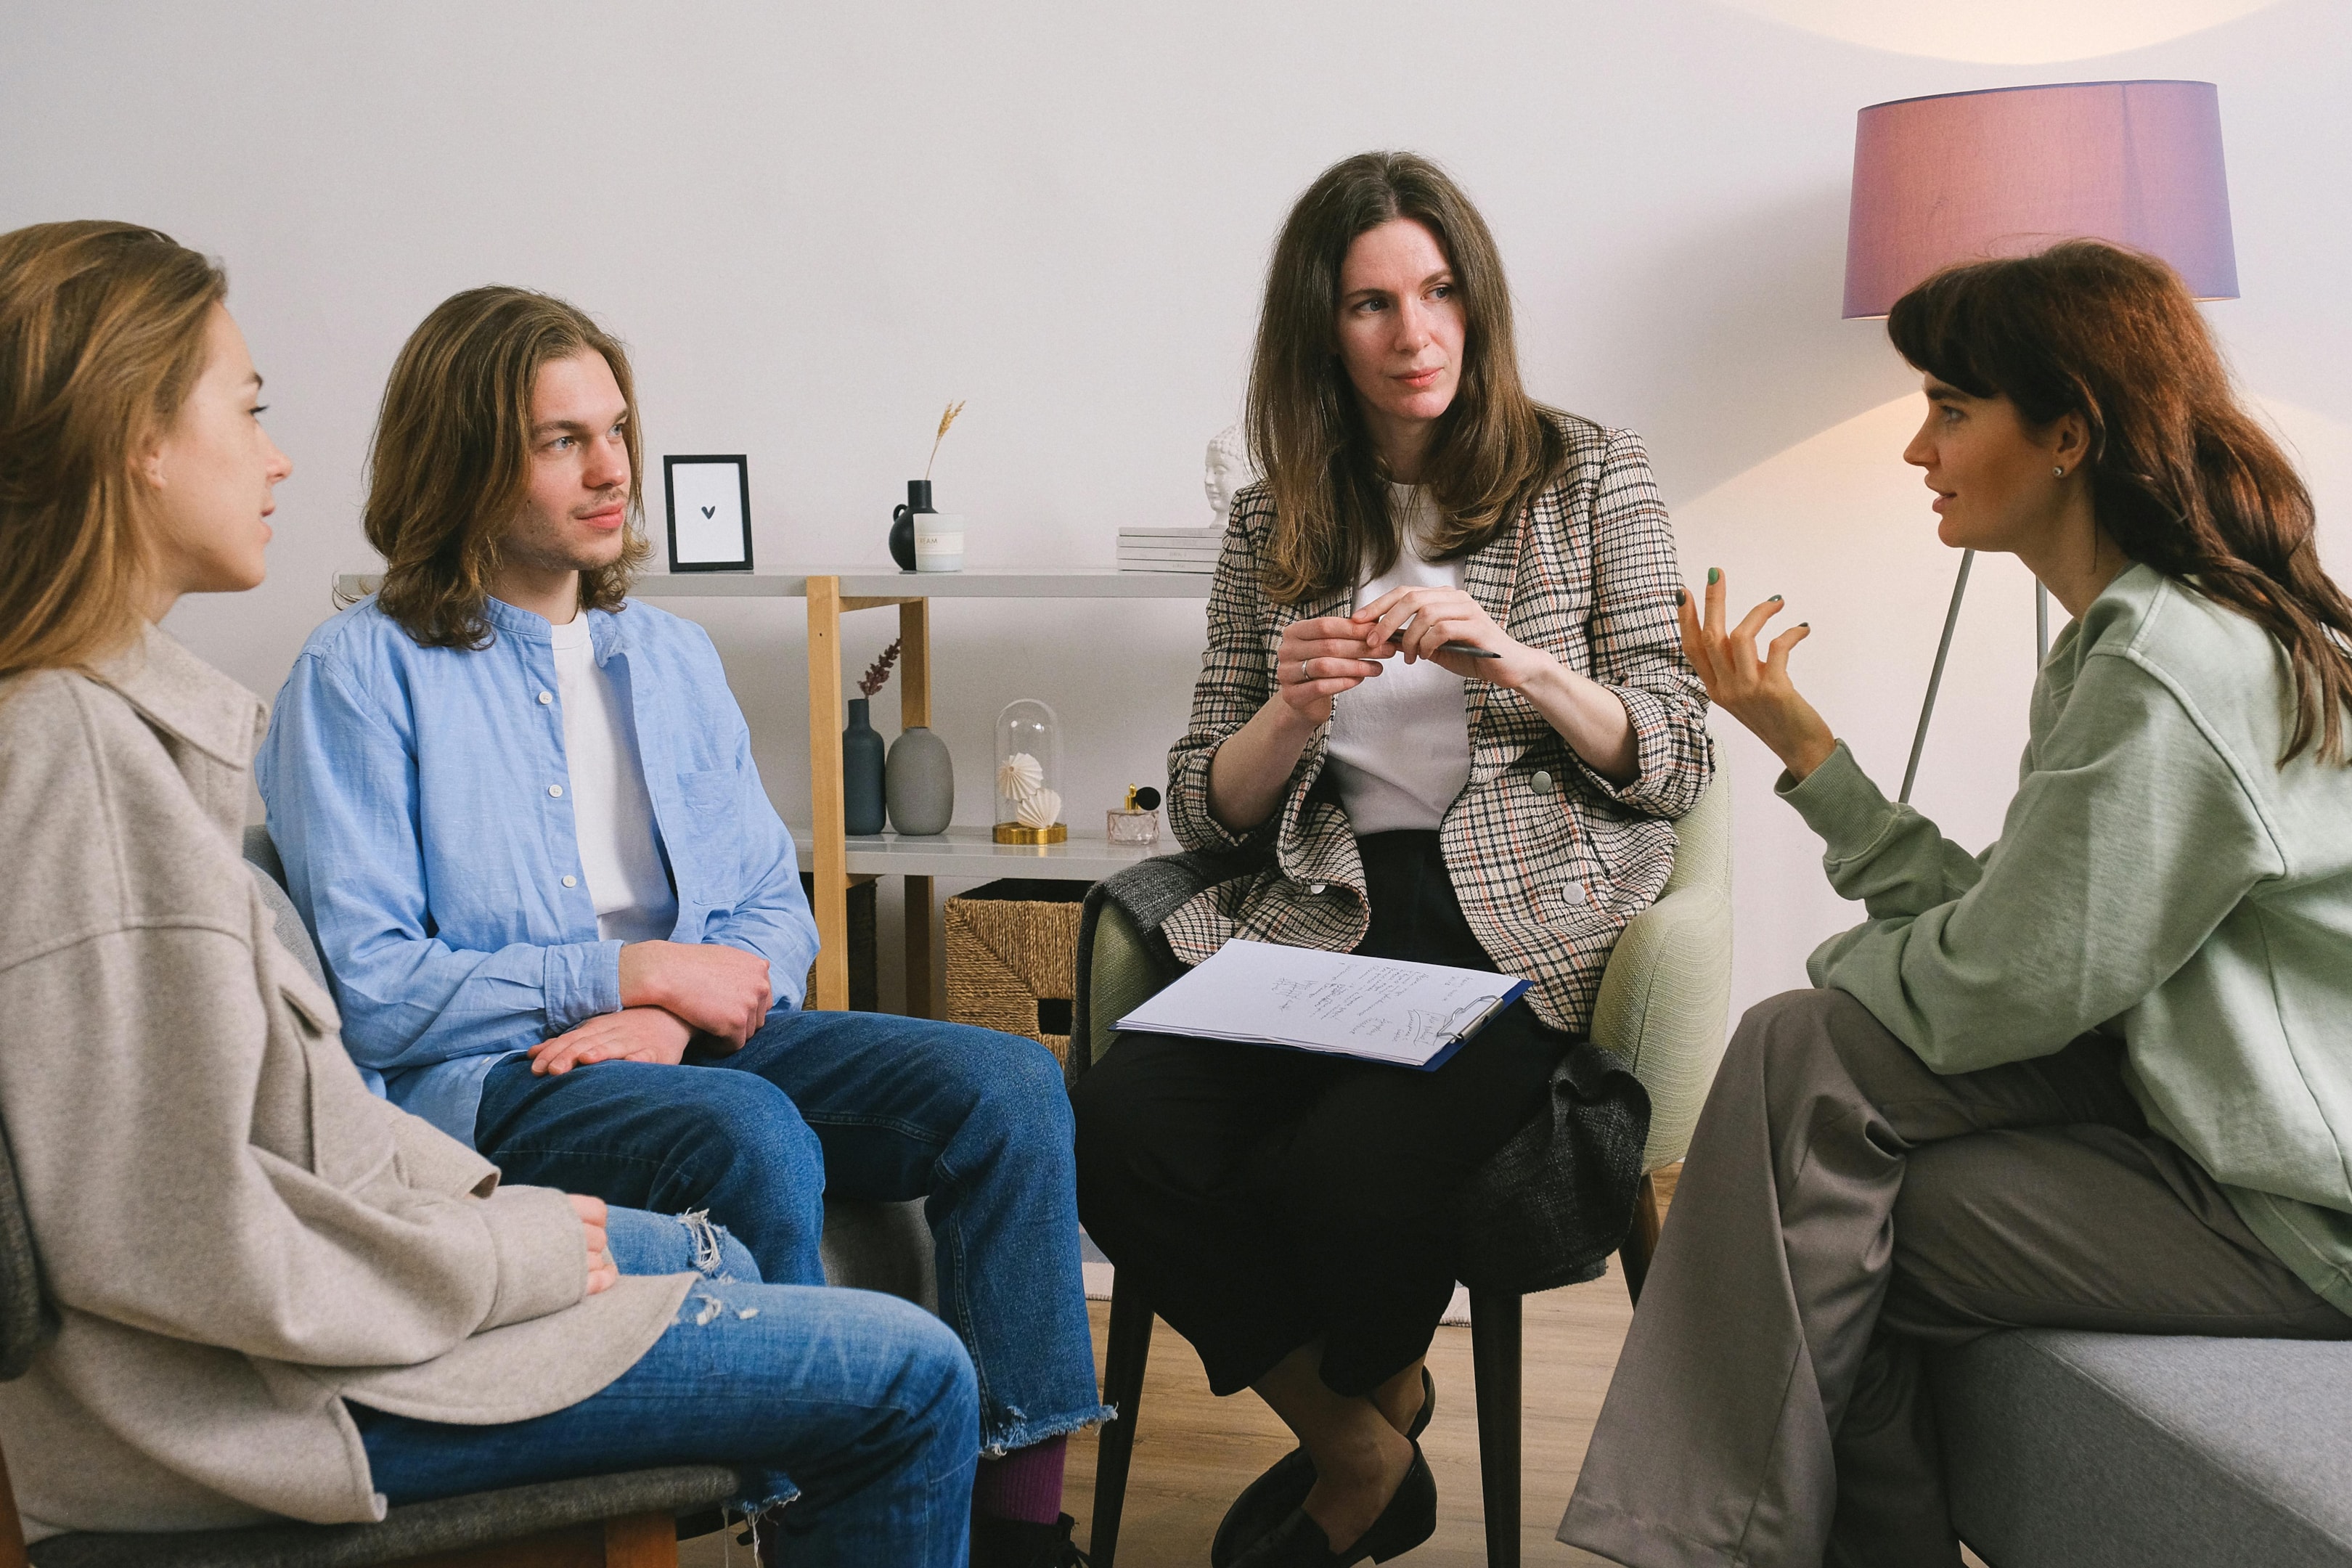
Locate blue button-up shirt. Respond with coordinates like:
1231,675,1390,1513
256,594,817,1143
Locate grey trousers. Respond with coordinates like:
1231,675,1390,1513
1559,988,2352,1568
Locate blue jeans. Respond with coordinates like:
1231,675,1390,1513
473,1008,1107,1452
356,1209,976,1568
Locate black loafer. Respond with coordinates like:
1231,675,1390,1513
1225,1442,1436,1568
1211,1371,1434,1568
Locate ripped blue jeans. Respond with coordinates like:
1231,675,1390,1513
353,1208,976,1568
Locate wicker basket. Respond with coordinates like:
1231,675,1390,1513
944,878,1087,1072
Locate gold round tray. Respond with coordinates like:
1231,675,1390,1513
992,822,1069,845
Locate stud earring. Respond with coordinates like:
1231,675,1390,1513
2053,465,2066,478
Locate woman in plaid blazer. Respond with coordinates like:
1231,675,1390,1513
1073,152,1711,1568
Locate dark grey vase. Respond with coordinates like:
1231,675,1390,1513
885,724,954,836
843,698,886,835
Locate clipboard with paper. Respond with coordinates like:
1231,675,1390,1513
1113,938,1531,1071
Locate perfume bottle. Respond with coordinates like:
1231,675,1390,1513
1107,785,1161,847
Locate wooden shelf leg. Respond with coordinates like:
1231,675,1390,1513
904,874,934,1018
898,599,934,1019
807,576,849,1011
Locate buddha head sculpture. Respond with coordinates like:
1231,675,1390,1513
1203,423,1257,526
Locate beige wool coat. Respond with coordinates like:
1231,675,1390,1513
0,626,692,1542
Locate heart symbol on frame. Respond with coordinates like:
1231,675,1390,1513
701,505,716,518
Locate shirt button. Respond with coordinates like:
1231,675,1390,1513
1530,770,1555,793
1309,882,1328,896
538,690,553,705
549,784,564,797
562,875,577,888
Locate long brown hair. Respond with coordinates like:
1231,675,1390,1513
0,221,225,679
362,286,646,648
1246,152,1565,605
1890,241,2352,764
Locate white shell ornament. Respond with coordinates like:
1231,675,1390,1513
997,752,1046,799
1015,788,1062,829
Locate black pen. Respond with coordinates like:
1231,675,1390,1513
1372,625,1503,659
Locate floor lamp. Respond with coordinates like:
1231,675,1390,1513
1840,79,2239,801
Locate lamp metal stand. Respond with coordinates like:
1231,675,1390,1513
1899,550,1973,804
1899,558,2055,806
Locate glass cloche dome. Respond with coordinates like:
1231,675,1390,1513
993,698,1066,845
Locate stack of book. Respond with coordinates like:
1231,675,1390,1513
1117,526,1222,575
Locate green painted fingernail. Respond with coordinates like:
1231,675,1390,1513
1799,621,1810,629
1673,589,1686,606
1770,594,1784,603
1707,568,1720,585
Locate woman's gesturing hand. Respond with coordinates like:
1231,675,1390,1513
1679,568,1837,782
1271,615,1389,730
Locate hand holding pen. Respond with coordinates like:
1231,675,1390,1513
1352,584,1535,685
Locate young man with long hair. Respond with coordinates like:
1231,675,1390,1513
257,287,1102,1568
1561,242,2352,1567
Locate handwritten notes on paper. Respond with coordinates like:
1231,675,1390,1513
1114,939,1531,1070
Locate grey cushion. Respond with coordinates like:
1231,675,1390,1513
1934,1330,2352,1568
820,1196,937,1312
28,1466,745,1568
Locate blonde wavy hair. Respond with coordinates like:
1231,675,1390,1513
361,286,647,648
0,220,226,679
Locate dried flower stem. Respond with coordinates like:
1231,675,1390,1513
923,399,966,481
857,637,902,698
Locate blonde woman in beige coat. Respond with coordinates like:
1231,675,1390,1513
0,221,976,1564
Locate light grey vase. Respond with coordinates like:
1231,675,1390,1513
885,725,955,836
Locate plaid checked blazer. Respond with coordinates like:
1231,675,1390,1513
1162,412,1713,1037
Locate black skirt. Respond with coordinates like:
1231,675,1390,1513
1071,830,1574,1396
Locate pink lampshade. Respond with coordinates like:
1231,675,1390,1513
1843,80,2236,319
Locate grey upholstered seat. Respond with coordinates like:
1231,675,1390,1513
1934,1330,2352,1568
25,1470,746,1568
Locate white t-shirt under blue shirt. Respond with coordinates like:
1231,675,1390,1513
547,613,677,942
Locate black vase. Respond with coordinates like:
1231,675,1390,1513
888,480,931,572
843,698,887,835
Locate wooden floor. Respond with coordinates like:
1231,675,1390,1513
1062,1280,1632,1567
680,1277,1632,1567
679,1275,1993,1566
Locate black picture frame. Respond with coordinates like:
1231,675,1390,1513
663,454,755,573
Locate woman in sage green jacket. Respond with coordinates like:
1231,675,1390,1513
1562,241,2352,1568
0,221,975,1564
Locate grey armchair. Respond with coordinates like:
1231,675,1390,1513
1071,772,1735,1568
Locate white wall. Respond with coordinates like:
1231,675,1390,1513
8,0,2348,1019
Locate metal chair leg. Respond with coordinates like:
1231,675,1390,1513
1089,1270,1154,1567
1619,1164,1681,1307
1470,1289,1523,1568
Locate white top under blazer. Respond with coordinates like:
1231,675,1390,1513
1326,485,1476,835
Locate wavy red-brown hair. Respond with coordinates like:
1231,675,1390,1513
1890,240,2352,764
